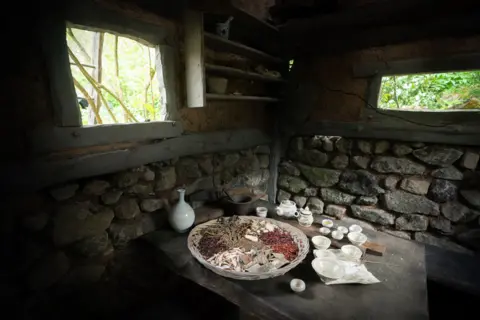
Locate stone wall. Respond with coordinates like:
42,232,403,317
17,146,270,292
277,136,480,255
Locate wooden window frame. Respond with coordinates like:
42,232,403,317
36,0,182,154
356,53,480,127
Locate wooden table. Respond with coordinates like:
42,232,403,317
144,210,429,320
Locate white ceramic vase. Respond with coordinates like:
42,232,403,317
168,189,195,233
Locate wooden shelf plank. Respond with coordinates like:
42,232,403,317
204,32,283,65
205,64,285,82
206,94,279,102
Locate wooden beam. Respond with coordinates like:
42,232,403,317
40,15,82,127
8,129,271,190
281,0,477,36
184,10,206,108
157,44,180,120
285,12,480,56
299,120,480,146
206,94,279,102
353,53,480,78
65,0,172,46
31,121,184,154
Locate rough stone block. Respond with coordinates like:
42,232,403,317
114,198,141,220
83,180,110,196
399,177,430,195
277,189,291,203
429,217,453,234
325,204,347,219
320,188,356,205
338,170,384,196
395,214,428,231
278,175,308,193
297,164,341,187
53,203,114,246
351,205,395,225
392,144,413,157
49,183,78,201
441,201,470,222
293,196,307,208
331,155,349,169
371,157,426,174
303,187,318,197
383,175,401,190
383,190,439,216
352,156,370,169
460,151,479,170
412,147,463,167
356,196,378,206
431,166,463,180
357,140,372,154
101,190,123,205
428,179,457,203
307,197,324,214
374,140,390,154
279,161,300,176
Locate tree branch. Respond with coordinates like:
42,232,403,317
73,78,102,124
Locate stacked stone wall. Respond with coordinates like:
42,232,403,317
278,136,480,255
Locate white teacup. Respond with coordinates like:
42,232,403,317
256,207,268,218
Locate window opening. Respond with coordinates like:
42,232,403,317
378,71,480,111
67,27,166,125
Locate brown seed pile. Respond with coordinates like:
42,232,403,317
198,216,252,258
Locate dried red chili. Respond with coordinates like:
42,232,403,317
259,229,298,261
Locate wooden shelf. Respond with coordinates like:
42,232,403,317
204,32,283,65
205,64,285,82
206,94,279,102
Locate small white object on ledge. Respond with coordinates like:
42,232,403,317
290,278,306,293
256,206,268,218
322,219,334,228
337,226,349,234
349,224,363,233
331,230,344,240
311,236,331,250
319,227,331,236
348,232,367,246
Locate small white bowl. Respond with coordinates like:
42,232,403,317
256,206,268,218
331,230,344,240
313,249,336,260
312,258,345,280
341,245,363,260
337,226,348,234
290,278,306,293
322,219,334,228
311,236,331,250
348,232,367,246
319,227,331,236
349,224,363,233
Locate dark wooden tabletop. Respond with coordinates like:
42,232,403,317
144,205,429,320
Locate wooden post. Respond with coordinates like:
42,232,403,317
184,10,206,108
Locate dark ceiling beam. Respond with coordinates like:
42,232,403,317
280,0,478,37
284,11,480,56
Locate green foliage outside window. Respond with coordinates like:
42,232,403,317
378,71,480,111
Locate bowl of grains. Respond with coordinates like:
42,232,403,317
188,216,309,280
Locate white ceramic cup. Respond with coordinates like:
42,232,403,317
256,206,268,218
